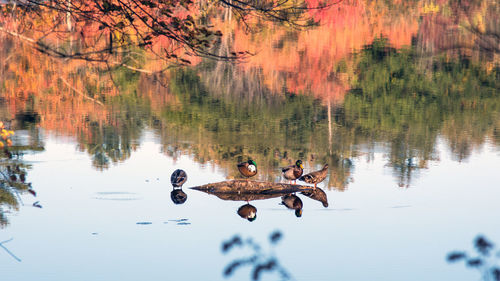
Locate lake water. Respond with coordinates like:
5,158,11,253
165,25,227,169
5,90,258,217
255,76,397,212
1,0,499,280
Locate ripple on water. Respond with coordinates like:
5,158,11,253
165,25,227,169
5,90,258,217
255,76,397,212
92,192,141,201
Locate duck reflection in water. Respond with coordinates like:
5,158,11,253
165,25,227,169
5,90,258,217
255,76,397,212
281,194,303,217
237,203,257,222
170,169,188,205
191,179,329,221
171,189,187,204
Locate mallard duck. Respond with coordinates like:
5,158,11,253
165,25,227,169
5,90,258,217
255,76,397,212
237,159,257,178
237,203,257,222
282,160,303,183
281,194,303,217
301,187,329,208
171,169,187,187
299,164,329,189
170,189,187,205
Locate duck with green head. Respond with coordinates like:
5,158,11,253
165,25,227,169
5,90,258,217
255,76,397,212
282,160,304,184
237,159,257,179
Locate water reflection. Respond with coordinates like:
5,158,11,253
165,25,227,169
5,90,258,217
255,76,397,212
170,169,188,204
0,122,39,228
171,189,188,205
222,231,292,280
237,204,257,222
0,238,21,262
280,194,303,217
0,0,498,234
1,32,497,189
191,178,328,220
0,1,498,280
300,187,329,208
447,235,500,281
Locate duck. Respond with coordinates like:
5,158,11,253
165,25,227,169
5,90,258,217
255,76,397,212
281,194,303,217
171,169,187,187
237,159,257,178
237,203,257,222
282,160,303,183
299,164,329,189
170,189,187,205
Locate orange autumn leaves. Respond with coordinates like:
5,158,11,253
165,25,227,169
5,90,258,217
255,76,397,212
226,0,421,103
0,122,14,148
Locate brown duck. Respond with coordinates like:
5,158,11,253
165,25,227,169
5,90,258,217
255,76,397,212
299,164,329,189
281,160,303,183
237,159,257,178
170,189,187,205
170,169,187,187
237,203,257,222
281,194,303,217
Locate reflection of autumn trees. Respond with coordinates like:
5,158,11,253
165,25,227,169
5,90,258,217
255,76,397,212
0,0,498,188
155,69,350,186
152,39,498,188
0,29,152,169
1,41,498,188
417,0,499,60
225,0,421,103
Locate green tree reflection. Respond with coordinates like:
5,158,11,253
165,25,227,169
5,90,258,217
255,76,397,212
344,38,499,186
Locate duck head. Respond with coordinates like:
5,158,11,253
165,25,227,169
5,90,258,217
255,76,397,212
295,209,303,217
247,159,257,172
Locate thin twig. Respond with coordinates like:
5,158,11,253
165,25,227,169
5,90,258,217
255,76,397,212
0,238,22,262
59,77,104,106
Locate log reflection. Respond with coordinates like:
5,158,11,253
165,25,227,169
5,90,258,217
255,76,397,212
190,179,328,220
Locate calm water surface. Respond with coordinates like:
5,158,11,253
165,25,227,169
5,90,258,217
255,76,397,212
1,131,499,281
1,0,500,280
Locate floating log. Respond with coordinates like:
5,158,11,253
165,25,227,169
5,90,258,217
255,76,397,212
190,180,328,207
190,179,313,196
195,191,284,202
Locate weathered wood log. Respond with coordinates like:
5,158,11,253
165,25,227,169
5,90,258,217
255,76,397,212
190,180,329,207
190,179,312,201
205,192,283,202
190,179,313,194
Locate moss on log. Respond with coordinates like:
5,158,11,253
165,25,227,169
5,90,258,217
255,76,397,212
190,179,313,195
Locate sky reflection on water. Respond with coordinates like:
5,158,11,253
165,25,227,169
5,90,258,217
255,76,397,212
1,131,499,281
